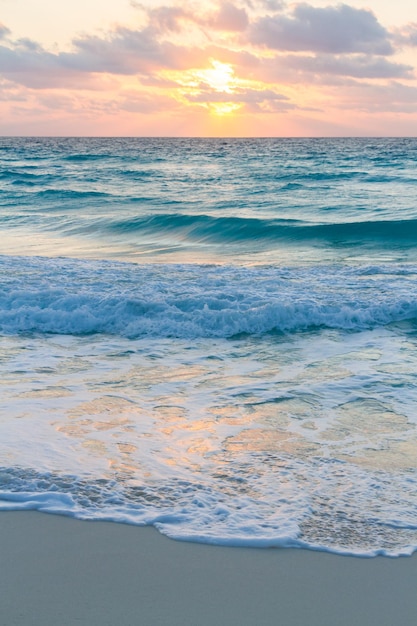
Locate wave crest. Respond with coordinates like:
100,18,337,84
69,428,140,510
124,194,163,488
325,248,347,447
1,257,416,338
106,214,417,245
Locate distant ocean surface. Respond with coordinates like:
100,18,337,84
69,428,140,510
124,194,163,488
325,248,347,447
1,137,417,556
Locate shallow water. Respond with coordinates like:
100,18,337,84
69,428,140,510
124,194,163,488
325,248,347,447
1,138,417,555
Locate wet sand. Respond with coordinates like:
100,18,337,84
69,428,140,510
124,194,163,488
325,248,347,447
1,511,416,626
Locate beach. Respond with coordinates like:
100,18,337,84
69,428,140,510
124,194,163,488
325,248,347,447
1,511,416,626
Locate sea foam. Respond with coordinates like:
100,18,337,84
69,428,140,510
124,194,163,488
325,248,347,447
1,257,417,338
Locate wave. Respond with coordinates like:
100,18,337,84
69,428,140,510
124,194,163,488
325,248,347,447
63,153,114,162
0,169,41,181
1,257,416,339
106,213,417,245
1,462,416,557
35,189,112,199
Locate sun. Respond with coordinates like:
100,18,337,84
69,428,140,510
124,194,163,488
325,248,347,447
192,60,241,115
195,60,235,93
165,59,242,116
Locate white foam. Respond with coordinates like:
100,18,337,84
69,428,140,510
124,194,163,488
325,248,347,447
1,257,416,338
1,319,417,557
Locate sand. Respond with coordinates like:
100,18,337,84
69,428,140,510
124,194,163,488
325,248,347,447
1,511,416,626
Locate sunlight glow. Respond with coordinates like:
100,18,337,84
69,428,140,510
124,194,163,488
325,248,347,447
210,102,241,116
195,60,235,93
168,60,242,116
2,0,417,135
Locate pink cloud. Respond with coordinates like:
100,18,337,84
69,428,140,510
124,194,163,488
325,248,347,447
0,23,11,39
392,23,417,47
249,3,393,55
256,54,414,83
208,2,249,32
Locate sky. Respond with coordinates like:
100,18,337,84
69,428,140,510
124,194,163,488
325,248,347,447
1,0,417,136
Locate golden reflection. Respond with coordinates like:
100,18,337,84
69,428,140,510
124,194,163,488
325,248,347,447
252,401,293,428
135,364,207,384
163,449,201,472
208,404,252,426
186,438,214,455
152,401,217,469
154,404,187,419
68,395,139,418
57,415,132,437
322,399,412,441
18,386,72,398
108,459,138,474
91,417,132,431
154,403,187,435
295,363,352,383
117,443,137,454
208,399,306,429
339,440,417,471
255,398,320,429
81,439,107,455
56,395,140,440
109,441,141,476
322,399,416,470
225,428,319,455
56,418,92,437
159,412,216,437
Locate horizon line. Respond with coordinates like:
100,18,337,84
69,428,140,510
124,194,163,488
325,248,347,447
1,135,416,140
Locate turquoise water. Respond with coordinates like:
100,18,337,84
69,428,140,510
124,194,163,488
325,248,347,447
1,138,417,555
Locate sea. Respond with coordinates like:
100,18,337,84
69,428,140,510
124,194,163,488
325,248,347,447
1,137,417,557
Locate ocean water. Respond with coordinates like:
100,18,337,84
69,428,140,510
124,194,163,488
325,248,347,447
1,137,417,556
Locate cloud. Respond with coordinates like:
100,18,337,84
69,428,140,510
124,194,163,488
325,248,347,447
185,86,296,113
0,26,211,88
0,39,120,89
249,3,393,55
0,3,407,92
0,40,71,88
240,0,284,10
333,81,417,113
0,78,27,101
272,54,414,80
118,89,180,113
205,44,259,68
187,86,289,103
0,23,11,39
133,1,249,34
61,26,215,74
257,1,284,9
146,5,189,33
65,27,168,74
392,23,417,47
208,2,249,32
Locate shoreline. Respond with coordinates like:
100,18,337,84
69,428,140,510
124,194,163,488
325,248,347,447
1,511,417,626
